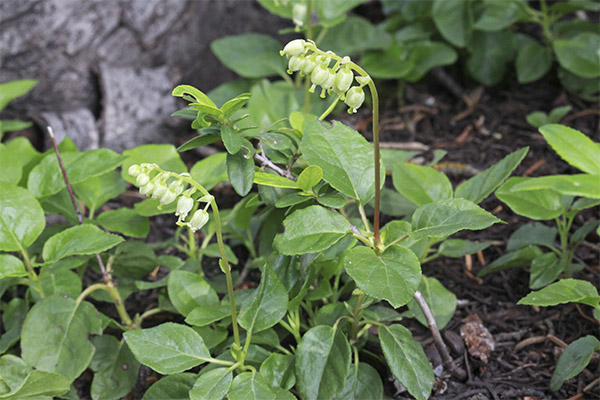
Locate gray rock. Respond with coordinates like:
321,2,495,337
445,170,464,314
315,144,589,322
41,108,100,150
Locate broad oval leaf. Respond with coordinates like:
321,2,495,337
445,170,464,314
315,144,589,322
123,323,211,375
253,171,298,189
477,246,543,277
0,355,70,399
550,336,600,391
90,335,140,400
142,373,196,400
510,174,600,199
338,362,384,400
295,326,351,400
529,253,563,289
432,0,469,47
189,368,232,400
379,324,434,400
407,276,456,330
0,143,22,184
221,125,243,154
553,33,600,79
539,124,600,175
297,165,323,192
42,224,124,264
190,152,228,190
344,245,421,308
0,182,45,251
274,205,351,255
517,279,600,308
495,177,569,220
259,353,296,390
302,119,383,204
21,296,102,382
516,41,552,83
239,265,288,333
121,144,186,184
438,239,493,258
0,254,27,279
506,222,557,251
411,198,502,239
228,372,276,400
227,149,255,196
97,208,149,238
167,270,219,317
392,163,452,206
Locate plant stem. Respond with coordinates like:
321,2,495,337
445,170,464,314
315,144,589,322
351,293,365,341
319,96,340,120
75,283,106,307
357,204,372,233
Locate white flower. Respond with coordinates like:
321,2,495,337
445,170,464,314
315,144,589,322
128,164,142,178
344,86,365,113
292,3,307,28
160,189,178,205
189,209,209,232
335,68,353,95
176,196,194,219
136,173,150,187
281,39,305,57
139,182,154,195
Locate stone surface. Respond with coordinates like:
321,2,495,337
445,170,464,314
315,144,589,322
41,108,100,150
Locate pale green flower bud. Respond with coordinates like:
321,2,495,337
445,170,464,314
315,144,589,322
136,173,150,187
292,3,306,28
169,180,185,197
175,195,194,219
311,64,329,87
335,68,353,95
160,189,178,205
189,209,209,232
139,182,154,195
280,39,305,57
301,54,317,75
151,181,168,199
287,55,305,74
322,69,336,91
344,86,365,113
128,164,142,178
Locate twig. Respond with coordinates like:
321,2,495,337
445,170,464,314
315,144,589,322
584,376,600,393
377,141,430,151
254,142,296,180
413,290,467,380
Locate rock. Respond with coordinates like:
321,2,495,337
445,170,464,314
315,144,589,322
41,108,100,150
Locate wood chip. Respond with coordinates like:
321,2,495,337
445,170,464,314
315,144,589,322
460,314,495,363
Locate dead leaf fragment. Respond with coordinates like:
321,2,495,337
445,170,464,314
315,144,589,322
460,314,495,363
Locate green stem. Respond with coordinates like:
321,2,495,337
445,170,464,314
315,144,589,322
351,293,365,341
188,227,196,259
357,204,371,233
319,96,339,120
539,0,554,43
385,233,408,249
75,283,107,307
105,282,134,327
138,308,163,323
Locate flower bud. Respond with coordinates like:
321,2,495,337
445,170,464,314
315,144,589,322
189,209,209,232
301,54,317,75
160,189,178,205
287,55,305,74
322,69,336,91
311,64,329,87
292,3,306,28
128,164,142,178
281,39,305,57
344,86,365,113
335,68,353,94
139,182,154,196
169,180,185,197
175,195,194,219
151,181,168,199
136,173,150,187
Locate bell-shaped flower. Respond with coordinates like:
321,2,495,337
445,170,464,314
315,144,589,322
301,54,317,75
128,164,142,178
292,3,306,28
151,181,168,199
136,173,150,187
176,195,194,220
280,39,305,57
139,182,154,196
189,209,209,232
159,188,178,205
310,65,329,92
335,68,354,96
344,86,365,113
169,180,185,197
287,55,305,74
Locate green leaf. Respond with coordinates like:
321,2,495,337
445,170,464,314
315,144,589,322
297,165,323,192
392,163,453,206
438,239,493,258
253,171,298,189
227,149,255,196
4,136,42,186
380,324,434,400
172,85,216,108
122,144,186,184
495,177,568,220
473,0,524,31
73,171,126,213
0,144,22,184
28,149,125,198
509,174,600,199
517,279,600,308
0,298,28,353
42,224,124,264
0,254,27,279
123,323,211,375
432,0,470,47
239,265,288,333
302,119,382,204
529,253,563,289
344,245,421,308
318,16,391,55
316,0,369,27
185,304,231,327
228,372,276,400
21,296,102,381
112,240,157,279
338,362,383,400
221,93,252,117
176,134,220,153
0,356,70,399
37,269,82,300
554,33,600,78
408,277,456,330
361,44,414,79
295,326,351,400
506,222,557,251
539,124,600,174
259,354,296,390
548,106,573,124
189,368,232,400
90,336,140,400
211,33,286,78
550,336,600,391
190,152,228,190
221,125,243,154
516,40,552,83
97,208,149,238
167,270,219,317
478,246,543,277
0,79,37,111
411,198,502,239
142,373,196,400
455,147,528,204
526,111,548,128
274,205,351,255
316,194,346,208
404,41,458,82
467,31,516,85
0,182,45,251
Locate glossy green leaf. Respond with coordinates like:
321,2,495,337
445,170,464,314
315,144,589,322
467,31,516,86
297,165,323,192
185,304,231,327
274,205,351,255
167,270,219,317
142,373,196,400
438,239,493,258
344,245,421,308
4,136,42,186
37,269,82,299
550,336,600,390
73,171,126,213
253,171,298,189
318,16,391,55
176,134,220,153
190,152,228,190
529,253,563,289
516,40,552,83
0,144,22,184
221,93,252,117
509,174,600,199
239,265,288,333
121,144,186,184
221,125,243,154
134,198,177,217
404,41,458,82
303,119,382,204
172,85,216,108
90,336,140,400
123,323,211,375
228,372,276,400
392,163,452,206
259,354,296,390
548,105,573,124
495,177,568,220
42,224,124,264
506,222,557,251
316,194,346,208
0,182,45,251
0,355,70,399
554,33,600,78
338,362,383,400
97,208,149,238
21,296,102,381
473,0,523,31
411,198,502,239
407,276,456,330
189,368,232,400
0,254,27,279
296,326,351,400
432,0,470,47
227,149,255,196
316,0,368,26
539,124,600,175
478,246,543,277
518,279,600,308
0,298,28,353
0,79,37,111
455,147,528,204
112,240,157,279
361,44,414,79
211,34,286,78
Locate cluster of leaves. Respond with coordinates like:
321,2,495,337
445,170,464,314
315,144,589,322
0,80,38,139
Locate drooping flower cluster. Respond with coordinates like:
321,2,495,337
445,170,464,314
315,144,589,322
128,163,211,232
280,39,370,113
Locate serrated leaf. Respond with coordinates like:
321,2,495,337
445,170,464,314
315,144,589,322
274,205,351,255
550,336,600,391
517,279,600,308
379,324,434,400
97,208,149,238
344,245,421,308
392,163,452,206
253,171,298,189
167,270,219,317
123,323,211,375
189,368,232,400
296,326,351,400
0,182,45,251
539,124,600,174
42,224,124,264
